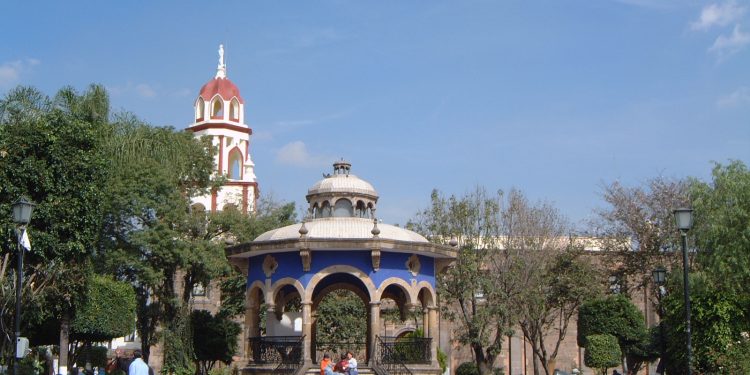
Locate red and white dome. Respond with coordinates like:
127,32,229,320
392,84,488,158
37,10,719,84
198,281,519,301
199,77,244,104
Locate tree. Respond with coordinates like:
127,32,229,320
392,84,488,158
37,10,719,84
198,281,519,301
584,334,621,375
595,178,689,295
500,190,602,375
315,290,366,350
577,295,655,374
409,188,511,375
191,310,241,375
0,85,110,370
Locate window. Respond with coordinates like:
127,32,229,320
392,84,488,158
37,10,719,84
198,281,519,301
192,283,208,297
196,97,205,120
228,150,242,179
230,98,240,121
211,98,223,118
333,199,353,217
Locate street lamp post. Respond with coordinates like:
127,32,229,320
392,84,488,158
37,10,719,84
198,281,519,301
673,208,693,375
652,266,667,375
11,196,35,375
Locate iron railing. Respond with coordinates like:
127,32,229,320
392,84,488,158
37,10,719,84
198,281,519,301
248,336,304,365
313,340,367,363
273,336,305,375
371,336,413,375
377,336,431,364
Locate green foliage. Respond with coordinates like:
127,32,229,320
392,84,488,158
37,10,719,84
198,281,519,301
162,307,195,375
691,161,750,294
437,348,448,373
72,275,136,342
584,334,621,375
75,345,108,367
577,294,652,371
315,290,366,346
191,310,241,375
456,362,480,375
662,272,745,374
0,85,110,363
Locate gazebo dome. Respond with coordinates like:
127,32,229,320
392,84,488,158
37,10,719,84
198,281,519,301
254,217,428,243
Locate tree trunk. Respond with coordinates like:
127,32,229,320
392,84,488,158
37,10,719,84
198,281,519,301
59,313,71,375
546,358,556,375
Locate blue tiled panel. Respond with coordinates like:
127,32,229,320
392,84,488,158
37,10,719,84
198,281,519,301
246,250,435,291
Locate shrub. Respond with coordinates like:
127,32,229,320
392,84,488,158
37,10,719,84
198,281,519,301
584,334,621,375
456,362,479,375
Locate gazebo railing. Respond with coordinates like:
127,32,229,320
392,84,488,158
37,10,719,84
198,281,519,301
377,336,431,364
372,336,413,375
273,336,305,375
248,336,305,365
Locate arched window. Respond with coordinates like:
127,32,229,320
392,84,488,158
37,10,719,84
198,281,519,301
196,98,205,120
320,201,332,218
211,98,223,118
355,201,366,218
230,98,240,121
228,149,242,179
312,203,319,219
334,199,353,217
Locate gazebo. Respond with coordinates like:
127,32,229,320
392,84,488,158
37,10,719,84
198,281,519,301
227,161,456,375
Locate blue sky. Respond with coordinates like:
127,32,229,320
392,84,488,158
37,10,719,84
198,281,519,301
2,1,749,228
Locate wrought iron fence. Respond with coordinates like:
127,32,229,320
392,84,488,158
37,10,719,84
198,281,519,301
312,340,367,363
377,336,431,364
371,336,413,375
273,336,305,375
248,336,304,365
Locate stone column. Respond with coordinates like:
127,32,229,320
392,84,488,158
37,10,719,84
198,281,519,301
302,302,313,364
428,306,439,366
369,301,381,363
422,306,430,337
245,296,260,361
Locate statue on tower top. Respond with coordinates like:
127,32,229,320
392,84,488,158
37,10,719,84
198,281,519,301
216,44,227,79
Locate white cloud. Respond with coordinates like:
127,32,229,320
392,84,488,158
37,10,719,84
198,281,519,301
276,141,331,168
135,83,157,98
692,1,746,31
709,24,750,58
0,59,40,89
717,86,750,108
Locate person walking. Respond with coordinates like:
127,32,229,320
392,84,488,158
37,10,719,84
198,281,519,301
128,350,149,375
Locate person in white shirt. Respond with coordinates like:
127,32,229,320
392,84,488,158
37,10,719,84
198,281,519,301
345,351,358,375
128,350,150,375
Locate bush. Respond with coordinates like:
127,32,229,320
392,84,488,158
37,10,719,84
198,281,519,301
584,334,621,375
437,348,447,373
76,345,109,367
456,362,479,375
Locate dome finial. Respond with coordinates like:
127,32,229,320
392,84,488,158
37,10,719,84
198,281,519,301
216,44,227,79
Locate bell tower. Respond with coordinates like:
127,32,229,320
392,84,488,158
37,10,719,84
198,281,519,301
187,44,258,213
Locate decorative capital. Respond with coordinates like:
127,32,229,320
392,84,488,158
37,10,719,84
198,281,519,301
300,248,312,271
371,248,381,271
406,254,421,277
262,255,278,278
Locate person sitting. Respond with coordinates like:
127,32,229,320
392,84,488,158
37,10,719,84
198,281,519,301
320,353,333,375
345,351,358,375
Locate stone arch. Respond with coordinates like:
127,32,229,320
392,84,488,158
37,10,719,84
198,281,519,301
416,282,436,308
304,265,376,303
270,277,306,304
320,200,332,218
376,277,416,305
333,198,353,217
